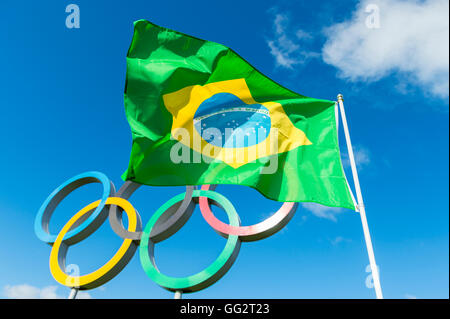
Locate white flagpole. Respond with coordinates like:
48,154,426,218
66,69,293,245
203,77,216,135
337,94,383,299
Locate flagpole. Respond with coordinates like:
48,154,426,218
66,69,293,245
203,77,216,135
337,94,383,299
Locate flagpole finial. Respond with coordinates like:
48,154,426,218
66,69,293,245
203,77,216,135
337,94,344,101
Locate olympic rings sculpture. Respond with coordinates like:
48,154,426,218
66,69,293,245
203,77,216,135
35,171,298,293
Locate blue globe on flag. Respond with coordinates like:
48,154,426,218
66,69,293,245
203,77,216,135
193,92,272,148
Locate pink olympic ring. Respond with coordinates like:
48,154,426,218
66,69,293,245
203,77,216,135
199,184,298,242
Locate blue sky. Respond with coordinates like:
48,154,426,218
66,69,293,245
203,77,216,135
0,0,448,299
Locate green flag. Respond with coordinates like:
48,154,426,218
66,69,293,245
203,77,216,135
122,19,356,210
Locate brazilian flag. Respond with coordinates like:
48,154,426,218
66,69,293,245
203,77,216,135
122,20,356,210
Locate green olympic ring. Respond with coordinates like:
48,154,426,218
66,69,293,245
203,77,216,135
139,190,241,292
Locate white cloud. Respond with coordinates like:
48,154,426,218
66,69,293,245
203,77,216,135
322,0,449,98
3,284,46,299
302,203,343,222
405,293,417,299
274,13,286,34
73,291,92,299
76,292,91,299
296,29,313,40
2,284,91,299
342,145,371,169
331,236,344,245
330,236,352,245
267,13,320,69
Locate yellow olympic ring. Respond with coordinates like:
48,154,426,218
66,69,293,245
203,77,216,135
49,197,138,290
